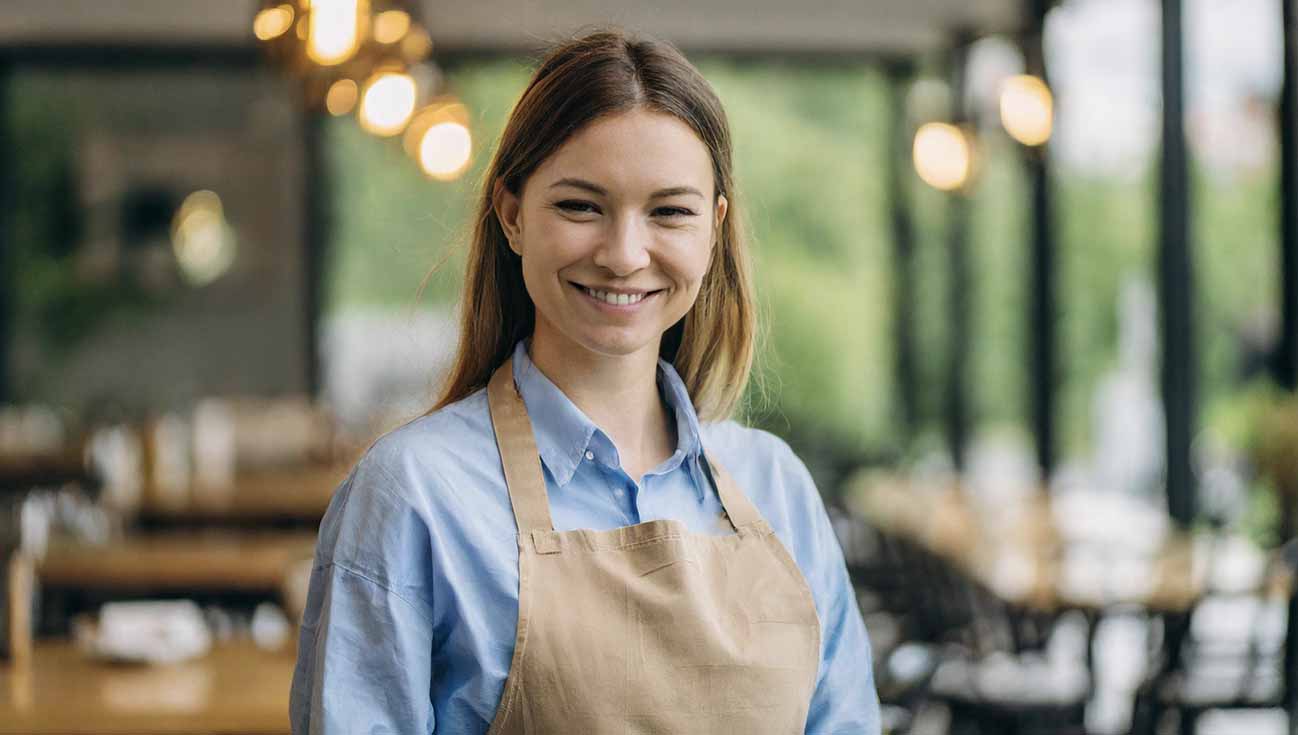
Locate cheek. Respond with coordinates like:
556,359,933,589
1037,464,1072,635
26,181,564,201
654,237,713,301
524,224,596,273
671,232,714,282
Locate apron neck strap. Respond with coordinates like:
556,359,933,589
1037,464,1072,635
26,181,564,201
487,355,767,535
700,449,765,530
489,357,556,534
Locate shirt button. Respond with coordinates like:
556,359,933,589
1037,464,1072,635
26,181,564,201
584,450,594,461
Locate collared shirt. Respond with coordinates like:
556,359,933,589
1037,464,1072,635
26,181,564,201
290,339,881,734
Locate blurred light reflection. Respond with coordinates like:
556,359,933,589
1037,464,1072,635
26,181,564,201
1000,74,1054,146
170,191,237,286
306,0,364,66
913,122,973,191
359,70,417,136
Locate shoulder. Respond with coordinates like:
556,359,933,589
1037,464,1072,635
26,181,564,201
700,419,801,470
699,420,823,531
316,387,513,570
357,387,496,502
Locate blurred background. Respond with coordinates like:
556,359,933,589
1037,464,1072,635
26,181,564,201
0,0,1295,733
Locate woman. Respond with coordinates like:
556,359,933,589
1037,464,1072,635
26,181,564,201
290,29,880,734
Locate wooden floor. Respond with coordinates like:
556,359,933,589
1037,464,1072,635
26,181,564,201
0,638,297,734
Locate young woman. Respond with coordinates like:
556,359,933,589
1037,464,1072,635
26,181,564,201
290,29,880,734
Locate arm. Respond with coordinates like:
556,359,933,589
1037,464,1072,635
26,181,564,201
775,441,882,735
803,502,882,735
289,458,437,735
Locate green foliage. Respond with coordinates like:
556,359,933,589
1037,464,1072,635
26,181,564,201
322,57,1283,487
323,59,533,309
9,76,161,355
696,60,893,452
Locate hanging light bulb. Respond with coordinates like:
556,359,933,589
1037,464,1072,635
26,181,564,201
171,191,237,286
253,4,295,41
913,122,973,192
325,79,359,116
400,24,433,61
306,0,366,66
359,69,417,136
404,101,472,180
999,74,1053,146
418,122,472,180
373,9,411,44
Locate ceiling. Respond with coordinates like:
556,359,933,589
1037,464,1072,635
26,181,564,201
0,0,1029,57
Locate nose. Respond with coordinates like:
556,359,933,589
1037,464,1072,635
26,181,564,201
592,213,651,277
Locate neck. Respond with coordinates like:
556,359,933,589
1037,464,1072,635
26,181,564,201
527,327,676,480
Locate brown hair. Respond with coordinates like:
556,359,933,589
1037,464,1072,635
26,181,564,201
430,28,757,422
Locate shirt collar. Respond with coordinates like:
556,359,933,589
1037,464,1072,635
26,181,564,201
509,338,705,494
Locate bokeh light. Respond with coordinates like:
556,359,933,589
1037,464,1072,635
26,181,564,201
358,70,417,136
999,74,1054,147
170,191,237,287
372,10,411,45
400,25,433,60
306,0,364,66
252,5,295,41
913,122,973,192
325,79,359,116
403,101,472,180
418,123,472,180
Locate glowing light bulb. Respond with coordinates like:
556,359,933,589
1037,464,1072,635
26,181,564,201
913,123,973,192
999,74,1054,146
306,0,363,66
359,71,417,136
418,122,473,181
253,5,295,41
171,191,237,286
373,10,410,44
325,79,359,116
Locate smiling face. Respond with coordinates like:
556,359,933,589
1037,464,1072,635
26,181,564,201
494,108,728,364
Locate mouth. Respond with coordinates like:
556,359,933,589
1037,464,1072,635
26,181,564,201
569,281,667,310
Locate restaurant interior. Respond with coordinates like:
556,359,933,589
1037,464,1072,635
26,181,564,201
2,0,1297,733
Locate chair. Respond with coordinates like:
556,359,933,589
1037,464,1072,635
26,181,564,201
1132,539,1298,735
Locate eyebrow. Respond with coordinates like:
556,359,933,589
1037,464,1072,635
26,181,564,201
548,177,706,200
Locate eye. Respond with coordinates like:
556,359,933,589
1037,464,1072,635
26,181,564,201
653,206,697,219
556,200,600,215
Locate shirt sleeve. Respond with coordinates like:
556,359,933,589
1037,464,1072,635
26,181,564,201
289,455,438,735
778,442,882,735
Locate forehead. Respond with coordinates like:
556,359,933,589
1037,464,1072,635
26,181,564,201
529,109,715,197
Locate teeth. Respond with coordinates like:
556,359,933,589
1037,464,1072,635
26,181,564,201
583,287,647,306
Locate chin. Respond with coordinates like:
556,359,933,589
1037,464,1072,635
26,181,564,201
570,327,664,359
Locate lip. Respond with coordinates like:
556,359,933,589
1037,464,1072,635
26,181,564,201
569,281,665,313
571,282,659,295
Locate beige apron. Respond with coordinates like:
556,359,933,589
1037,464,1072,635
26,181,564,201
485,357,822,734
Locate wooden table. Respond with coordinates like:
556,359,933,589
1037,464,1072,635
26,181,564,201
38,530,319,592
139,465,348,523
0,638,296,733
846,474,1209,614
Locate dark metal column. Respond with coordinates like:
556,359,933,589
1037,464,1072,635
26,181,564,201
886,61,919,445
1159,0,1197,527
1277,5,1298,731
1280,0,1297,392
946,37,973,471
301,100,327,399
0,61,12,403
1024,0,1057,482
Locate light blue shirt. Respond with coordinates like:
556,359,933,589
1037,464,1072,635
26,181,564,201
290,339,880,734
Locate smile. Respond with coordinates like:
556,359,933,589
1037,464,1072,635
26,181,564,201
569,282,665,310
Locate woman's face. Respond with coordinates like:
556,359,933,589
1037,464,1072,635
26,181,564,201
494,108,727,363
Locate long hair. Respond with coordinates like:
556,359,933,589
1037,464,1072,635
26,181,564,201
430,29,757,422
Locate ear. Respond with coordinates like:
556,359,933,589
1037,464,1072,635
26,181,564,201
492,178,524,256
713,193,728,241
